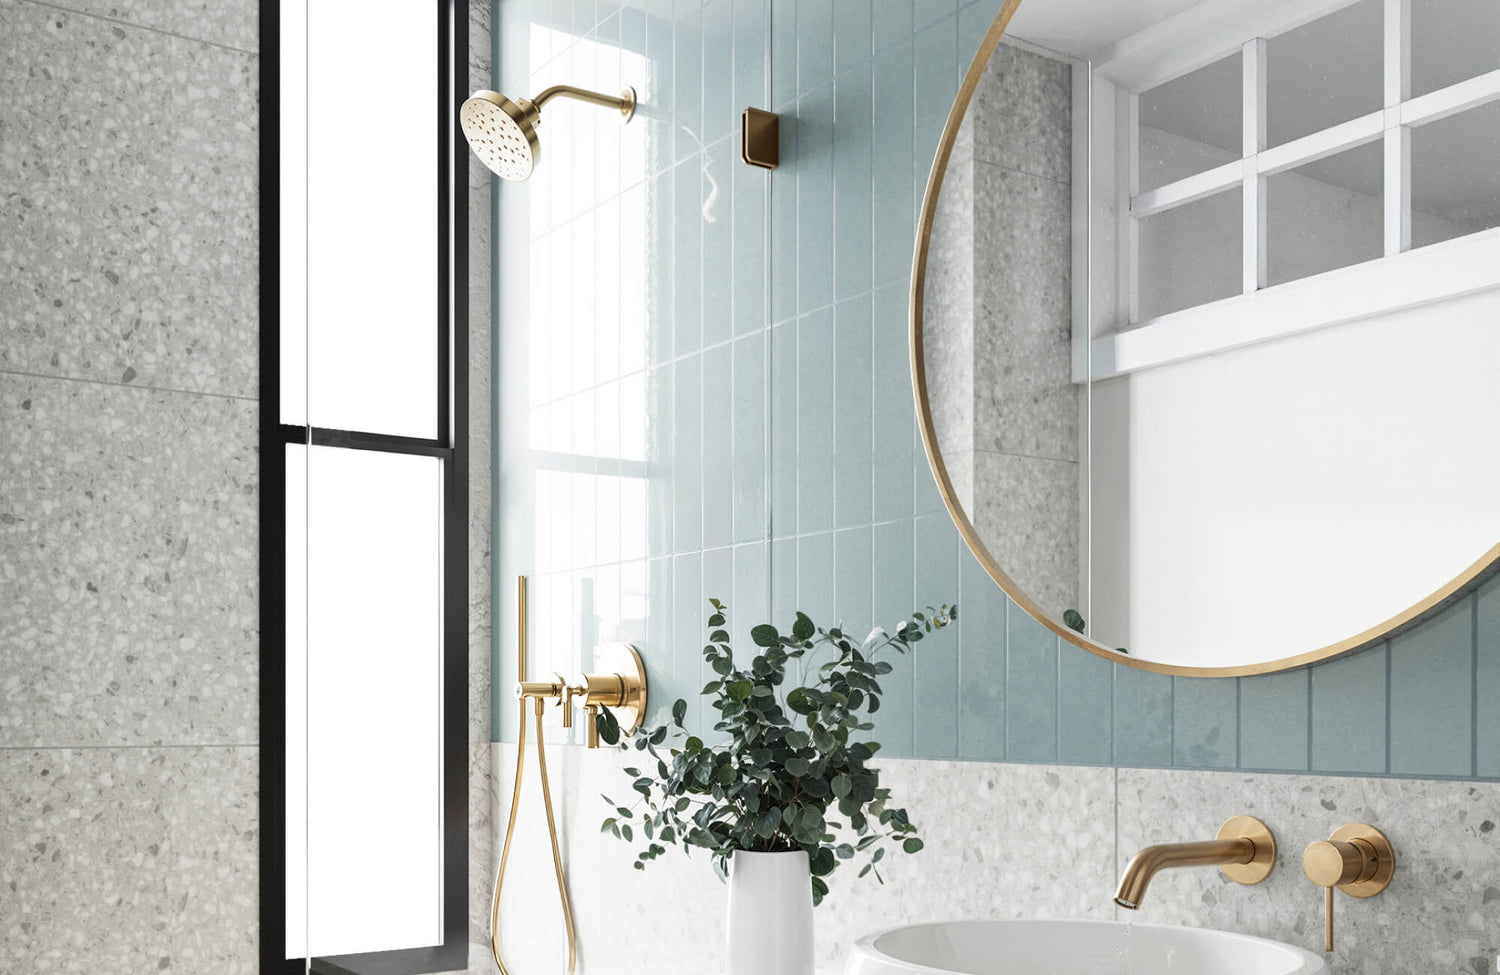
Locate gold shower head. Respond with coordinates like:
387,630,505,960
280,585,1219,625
460,84,636,182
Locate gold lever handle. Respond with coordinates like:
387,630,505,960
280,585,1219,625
1301,823,1394,952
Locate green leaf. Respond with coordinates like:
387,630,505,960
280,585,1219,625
712,656,735,676
902,838,924,854
750,624,780,647
596,707,621,746
709,629,731,644
672,699,688,725
707,612,726,627
727,680,754,701
831,773,852,798
1063,609,1086,633
649,726,669,745
792,612,815,642
684,735,704,753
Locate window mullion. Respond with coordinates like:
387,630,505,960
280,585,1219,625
1384,0,1412,256
1242,37,1267,294
1118,88,1139,325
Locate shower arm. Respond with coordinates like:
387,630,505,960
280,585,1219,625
532,84,637,120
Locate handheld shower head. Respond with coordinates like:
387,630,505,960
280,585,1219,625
460,84,636,182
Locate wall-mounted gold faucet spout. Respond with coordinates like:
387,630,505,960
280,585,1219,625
1114,815,1276,909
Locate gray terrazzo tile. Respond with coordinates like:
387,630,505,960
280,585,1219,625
1118,768,1500,974
970,40,1071,184
30,0,258,52
0,2,258,398
0,374,257,747
0,746,258,974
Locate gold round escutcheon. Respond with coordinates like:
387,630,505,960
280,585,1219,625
1217,815,1276,886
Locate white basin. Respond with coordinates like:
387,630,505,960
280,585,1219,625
844,919,1326,975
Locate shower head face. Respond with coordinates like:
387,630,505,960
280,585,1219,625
460,90,539,181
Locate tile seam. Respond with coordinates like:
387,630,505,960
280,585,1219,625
0,366,260,404
22,0,258,55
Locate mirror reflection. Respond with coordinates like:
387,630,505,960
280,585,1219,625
920,0,1500,669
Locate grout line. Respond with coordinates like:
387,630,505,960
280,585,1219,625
0,366,259,404
22,0,257,55
1473,594,1480,779
1384,640,1394,774
1305,666,1315,772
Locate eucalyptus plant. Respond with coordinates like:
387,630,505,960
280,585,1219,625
597,599,956,904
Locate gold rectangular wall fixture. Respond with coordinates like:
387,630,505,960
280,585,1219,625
741,107,779,169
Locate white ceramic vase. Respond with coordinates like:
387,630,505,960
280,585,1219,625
726,849,815,975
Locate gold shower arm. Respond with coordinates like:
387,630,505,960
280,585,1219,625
532,84,636,121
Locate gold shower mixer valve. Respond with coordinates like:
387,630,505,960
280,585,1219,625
513,643,648,749
1301,822,1395,952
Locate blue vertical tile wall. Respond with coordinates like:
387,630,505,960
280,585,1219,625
492,0,1498,786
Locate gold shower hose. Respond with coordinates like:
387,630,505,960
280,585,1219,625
491,576,578,974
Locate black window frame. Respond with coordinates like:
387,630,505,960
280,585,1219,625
258,3,469,973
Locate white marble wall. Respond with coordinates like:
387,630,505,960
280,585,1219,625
0,0,260,970
482,744,1500,975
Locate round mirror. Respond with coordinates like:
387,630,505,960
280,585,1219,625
914,0,1500,673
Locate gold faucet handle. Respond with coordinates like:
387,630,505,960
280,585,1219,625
1301,823,1395,952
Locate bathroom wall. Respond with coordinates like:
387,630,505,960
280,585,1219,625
486,0,1498,972
0,1,260,971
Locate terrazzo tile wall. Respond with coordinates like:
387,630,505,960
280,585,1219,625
0,0,260,971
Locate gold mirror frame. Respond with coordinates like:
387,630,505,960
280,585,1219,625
908,0,1500,678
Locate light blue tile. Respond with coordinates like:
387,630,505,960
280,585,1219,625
734,0,768,109
647,167,675,364
732,148,768,337
701,343,733,548
796,307,835,532
871,0,912,51
913,513,959,757
673,157,703,355
1005,602,1057,762
646,555,673,709
1058,646,1113,765
1240,670,1310,771
833,525,874,640
732,333,767,543
702,0,734,145
1114,666,1172,767
834,0,873,71
1311,644,1388,774
672,355,703,550
702,137,734,348
958,1,1003,64
958,549,1005,761
797,0,834,94
1172,677,1236,769
768,322,798,536
646,363,674,557
870,284,914,523
871,519,915,756
770,110,799,323
796,83,836,313
834,62,874,301
733,541,769,653
797,530,836,627
1391,599,1474,777
770,0,798,110
1479,578,1499,777
834,295,873,528
575,0,597,33
912,16,958,209
871,38,914,289
672,551,704,725
913,0,956,31
645,5,677,174
674,8,704,160
770,535,797,625
622,5,648,54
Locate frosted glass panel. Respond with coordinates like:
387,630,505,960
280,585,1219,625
1266,140,1384,287
1267,0,1383,147
284,444,308,960
306,3,438,438
1410,0,1500,99
1411,101,1500,250
1137,188,1243,320
1138,54,1242,193
304,446,444,957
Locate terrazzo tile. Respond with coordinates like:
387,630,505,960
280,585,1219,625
971,450,1079,620
970,40,1071,184
0,3,259,398
1117,768,1500,974
0,374,257,747
35,0,259,52
0,746,258,974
